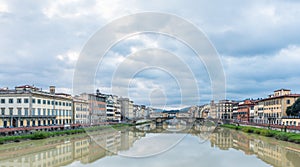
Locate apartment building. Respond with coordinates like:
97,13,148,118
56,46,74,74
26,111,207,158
235,100,256,123
73,97,89,125
119,97,134,120
0,85,72,128
79,92,106,125
254,89,300,125
105,95,121,122
215,100,238,120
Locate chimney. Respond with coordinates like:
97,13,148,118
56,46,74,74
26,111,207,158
50,86,56,94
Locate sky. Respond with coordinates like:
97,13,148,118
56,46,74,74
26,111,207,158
1,0,300,108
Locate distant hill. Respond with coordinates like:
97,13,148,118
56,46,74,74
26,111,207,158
152,106,192,113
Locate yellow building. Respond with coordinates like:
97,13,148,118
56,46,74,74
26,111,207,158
281,117,300,126
0,85,73,128
255,89,300,125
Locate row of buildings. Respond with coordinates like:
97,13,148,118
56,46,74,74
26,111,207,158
198,89,300,126
0,85,150,128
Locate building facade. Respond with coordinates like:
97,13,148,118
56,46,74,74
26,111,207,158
236,100,256,123
215,100,238,120
105,95,121,122
254,89,300,125
79,93,106,125
0,85,72,128
73,97,89,125
119,98,134,120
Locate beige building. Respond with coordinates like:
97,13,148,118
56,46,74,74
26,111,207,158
119,97,134,120
209,100,217,119
73,97,89,125
281,117,300,126
254,89,300,125
215,100,238,120
0,85,73,128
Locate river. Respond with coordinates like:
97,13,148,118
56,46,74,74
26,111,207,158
0,122,299,167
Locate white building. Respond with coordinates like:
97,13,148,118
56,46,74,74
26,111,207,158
106,95,121,122
0,85,73,128
119,97,134,120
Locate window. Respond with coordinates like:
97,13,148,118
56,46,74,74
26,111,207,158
59,102,61,106
0,99,5,104
38,108,41,116
9,99,13,104
32,99,36,104
24,108,28,116
43,109,46,115
1,108,5,115
24,98,29,103
9,108,13,115
17,98,22,103
43,100,46,104
37,99,41,104
47,100,50,105
32,108,35,115
18,108,22,115
48,109,50,116
287,99,290,104
55,101,58,105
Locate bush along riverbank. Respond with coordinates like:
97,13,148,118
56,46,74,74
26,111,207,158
0,123,134,144
221,124,300,144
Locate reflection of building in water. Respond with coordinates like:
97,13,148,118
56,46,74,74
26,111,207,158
120,130,146,151
208,129,300,167
210,129,233,150
0,129,146,167
0,138,75,167
249,139,300,167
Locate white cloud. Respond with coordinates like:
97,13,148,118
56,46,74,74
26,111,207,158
1,0,300,105
56,50,79,64
0,2,8,13
223,45,300,99
42,0,134,21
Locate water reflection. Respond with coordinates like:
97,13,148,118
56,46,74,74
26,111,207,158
0,123,299,167
208,128,300,167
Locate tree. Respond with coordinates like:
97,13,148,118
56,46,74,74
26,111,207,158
286,98,300,116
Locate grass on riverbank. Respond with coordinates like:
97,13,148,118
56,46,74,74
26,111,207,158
0,129,86,144
0,123,135,144
221,124,300,144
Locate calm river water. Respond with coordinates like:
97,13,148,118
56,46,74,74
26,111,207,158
0,123,299,167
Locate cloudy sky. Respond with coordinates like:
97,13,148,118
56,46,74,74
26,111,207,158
1,0,300,107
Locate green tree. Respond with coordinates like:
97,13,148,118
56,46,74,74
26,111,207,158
286,98,300,116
